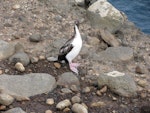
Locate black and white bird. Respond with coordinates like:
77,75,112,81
58,21,82,74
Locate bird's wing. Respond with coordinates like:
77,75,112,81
59,37,74,55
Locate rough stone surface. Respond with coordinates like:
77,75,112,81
9,52,30,66
0,40,15,60
98,71,137,97
72,103,88,113
87,0,126,33
57,72,80,87
3,107,26,113
0,73,56,98
92,47,133,62
29,34,42,42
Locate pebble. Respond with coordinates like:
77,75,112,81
99,86,107,93
45,110,53,113
61,88,72,94
82,87,91,93
70,85,79,92
15,62,25,72
30,56,39,63
0,105,6,110
56,99,71,110
54,62,61,69
46,98,54,105
140,92,147,98
90,101,105,107
112,96,117,101
137,80,147,87
47,57,58,62
12,4,20,10
71,96,81,104
0,70,3,75
0,93,14,106
96,90,102,96
29,34,42,42
63,107,70,112
39,55,45,60
135,65,145,74
72,103,88,113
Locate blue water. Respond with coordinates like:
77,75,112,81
108,0,150,34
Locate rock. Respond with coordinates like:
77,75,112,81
56,99,71,110
0,73,56,98
71,96,81,104
61,88,72,94
98,71,137,97
0,93,14,106
96,90,102,96
90,101,105,107
9,52,30,66
137,80,147,87
30,56,39,63
0,70,3,75
15,43,24,53
3,107,26,113
0,105,6,110
47,57,58,62
99,86,107,93
0,40,15,60
75,0,85,7
57,72,80,87
15,62,25,72
29,34,42,42
92,47,133,62
72,103,88,113
45,110,53,113
39,55,45,60
12,4,21,10
98,29,120,47
82,87,91,93
46,98,54,105
63,107,71,112
140,106,150,113
87,0,126,33
54,62,61,69
70,85,80,92
135,65,145,74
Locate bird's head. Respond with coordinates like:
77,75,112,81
74,20,80,28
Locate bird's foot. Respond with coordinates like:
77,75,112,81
70,63,80,68
69,63,79,75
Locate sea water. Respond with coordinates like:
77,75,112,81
108,0,150,34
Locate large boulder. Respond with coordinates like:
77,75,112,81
0,73,56,98
98,71,137,97
87,0,126,33
0,40,15,60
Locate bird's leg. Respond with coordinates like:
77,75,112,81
69,63,79,74
70,63,80,68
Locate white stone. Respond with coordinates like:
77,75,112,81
56,99,71,110
107,71,125,77
15,62,25,72
46,98,54,105
72,103,88,113
0,93,14,106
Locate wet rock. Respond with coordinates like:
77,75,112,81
71,96,81,104
92,47,133,62
0,40,15,60
0,93,14,106
98,71,137,97
87,0,126,33
29,34,42,42
91,101,105,107
3,107,26,113
15,62,25,72
46,98,54,105
56,99,71,110
57,72,80,87
45,110,53,113
9,52,30,66
72,103,88,113
0,73,56,98
137,80,147,87
98,29,120,47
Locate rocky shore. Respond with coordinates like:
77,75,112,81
0,0,150,113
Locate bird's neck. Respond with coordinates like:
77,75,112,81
74,25,80,38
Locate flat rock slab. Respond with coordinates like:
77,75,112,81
98,71,137,97
0,73,56,98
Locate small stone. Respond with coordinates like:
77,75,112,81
137,80,147,87
140,92,147,98
72,103,88,113
99,86,107,93
71,96,81,104
112,96,117,101
70,85,79,92
45,110,53,113
39,55,45,60
46,98,54,105
15,62,25,72
135,65,145,74
47,57,58,62
61,88,72,94
56,99,71,110
0,70,3,75
63,107,70,112
82,87,91,93
96,90,102,96
30,56,39,63
29,34,42,42
90,101,105,107
54,62,61,69
0,105,6,110
12,4,20,10
0,93,14,106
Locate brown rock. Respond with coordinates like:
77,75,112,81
99,86,107,93
54,62,61,69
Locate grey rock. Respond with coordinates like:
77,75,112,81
92,47,133,62
87,0,126,33
3,107,26,113
0,40,15,60
61,88,72,94
0,73,56,98
71,96,81,104
0,93,14,106
98,71,137,97
29,34,42,42
74,0,85,7
9,52,30,66
57,72,80,87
